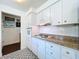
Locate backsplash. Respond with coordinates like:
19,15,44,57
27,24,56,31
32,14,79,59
39,25,79,37
32,26,40,36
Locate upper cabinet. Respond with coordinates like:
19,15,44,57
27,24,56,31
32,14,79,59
26,0,79,26
26,8,37,27
42,7,51,24
37,7,51,25
37,11,43,25
62,0,79,24
51,0,62,25
37,0,79,26
27,12,37,27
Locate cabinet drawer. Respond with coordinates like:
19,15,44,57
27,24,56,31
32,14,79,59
46,41,59,50
46,41,61,59
46,53,56,59
46,48,55,57
61,46,76,59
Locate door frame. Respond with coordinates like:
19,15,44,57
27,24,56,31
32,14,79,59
1,11,21,55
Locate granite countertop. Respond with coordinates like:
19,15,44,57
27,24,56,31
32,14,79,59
33,35,79,50
0,48,38,59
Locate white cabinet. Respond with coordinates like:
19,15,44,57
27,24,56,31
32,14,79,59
27,14,31,27
27,13,37,27
37,0,78,26
26,28,32,50
37,12,43,25
76,50,79,59
29,37,77,59
51,0,62,25
31,37,38,55
51,0,78,25
37,7,51,25
38,39,46,59
61,46,76,59
27,36,32,50
42,7,51,24
30,13,37,26
46,41,61,59
62,0,78,24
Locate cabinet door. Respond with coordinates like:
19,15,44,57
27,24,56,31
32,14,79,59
30,13,37,26
51,0,62,25
27,14,31,27
63,0,78,24
27,36,32,50
46,41,61,59
31,37,38,55
37,12,43,25
76,51,79,59
61,46,76,59
38,39,46,59
42,7,51,24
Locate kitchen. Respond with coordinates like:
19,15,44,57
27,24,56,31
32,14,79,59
0,0,79,59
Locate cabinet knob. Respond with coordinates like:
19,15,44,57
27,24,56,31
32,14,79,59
50,46,53,48
50,52,53,54
58,21,60,23
64,20,67,23
66,51,70,54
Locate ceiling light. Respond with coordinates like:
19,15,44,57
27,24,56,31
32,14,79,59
16,0,25,3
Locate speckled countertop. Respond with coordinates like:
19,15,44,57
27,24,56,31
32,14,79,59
0,48,38,59
33,35,79,51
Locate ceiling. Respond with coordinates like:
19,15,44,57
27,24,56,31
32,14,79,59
0,0,47,12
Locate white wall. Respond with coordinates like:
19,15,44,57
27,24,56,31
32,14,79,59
0,4,26,57
2,28,20,46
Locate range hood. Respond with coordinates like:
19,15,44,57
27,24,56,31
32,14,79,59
38,22,51,26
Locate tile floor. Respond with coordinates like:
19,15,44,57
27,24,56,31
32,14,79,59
0,48,38,59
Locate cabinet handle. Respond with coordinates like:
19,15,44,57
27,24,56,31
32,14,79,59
64,20,67,23
66,51,70,54
50,52,53,54
50,46,53,48
58,21,60,23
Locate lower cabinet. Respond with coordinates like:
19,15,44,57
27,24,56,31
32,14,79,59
38,39,46,59
46,41,61,59
76,50,79,59
61,46,76,59
32,37,39,55
31,37,78,59
27,37,32,51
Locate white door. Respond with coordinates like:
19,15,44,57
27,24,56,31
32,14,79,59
62,0,78,24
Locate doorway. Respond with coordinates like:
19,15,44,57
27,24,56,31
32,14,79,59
1,12,21,55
